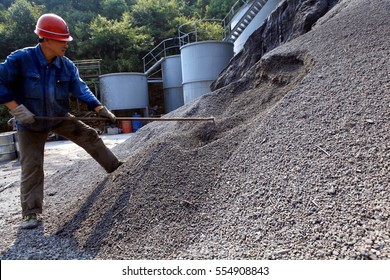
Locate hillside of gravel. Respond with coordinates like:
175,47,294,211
1,0,389,260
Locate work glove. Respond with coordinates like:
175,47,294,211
98,106,116,123
10,104,35,125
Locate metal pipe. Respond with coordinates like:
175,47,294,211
34,116,215,123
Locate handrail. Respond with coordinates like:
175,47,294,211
142,37,180,73
74,59,102,78
177,19,226,47
74,59,102,69
177,1,255,46
221,0,250,32
224,0,269,42
143,0,263,74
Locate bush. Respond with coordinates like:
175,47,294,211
0,105,12,132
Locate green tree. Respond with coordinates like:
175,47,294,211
178,16,225,43
130,0,187,43
71,0,101,13
192,0,209,18
0,0,14,9
80,14,152,73
34,0,69,11
1,0,239,62
0,105,12,132
101,0,129,20
0,10,7,59
205,0,237,20
60,10,98,59
0,0,41,56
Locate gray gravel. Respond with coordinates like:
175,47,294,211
0,0,389,260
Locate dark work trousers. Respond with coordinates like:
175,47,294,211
18,119,121,217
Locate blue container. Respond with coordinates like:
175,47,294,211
132,114,142,132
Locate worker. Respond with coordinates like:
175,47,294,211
0,13,123,230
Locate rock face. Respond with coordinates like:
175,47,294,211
1,0,389,260
212,0,339,90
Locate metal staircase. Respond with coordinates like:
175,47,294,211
225,0,269,43
143,0,269,76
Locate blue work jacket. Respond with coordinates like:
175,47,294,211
0,44,101,132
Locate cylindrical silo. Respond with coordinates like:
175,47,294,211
99,73,149,111
180,40,234,104
233,0,283,54
0,132,16,162
162,55,184,112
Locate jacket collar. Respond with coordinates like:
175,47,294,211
34,44,61,69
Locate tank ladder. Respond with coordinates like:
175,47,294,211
225,0,269,43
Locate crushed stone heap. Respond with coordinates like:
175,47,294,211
1,0,389,260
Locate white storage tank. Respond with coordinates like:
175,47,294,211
181,40,233,104
99,73,149,111
0,132,17,162
233,0,283,54
162,55,184,112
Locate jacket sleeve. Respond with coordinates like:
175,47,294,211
0,52,19,104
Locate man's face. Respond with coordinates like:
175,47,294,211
45,38,68,57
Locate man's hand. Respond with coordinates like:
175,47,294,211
97,106,116,123
10,104,35,125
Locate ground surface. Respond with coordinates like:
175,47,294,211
0,134,130,259
0,0,389,260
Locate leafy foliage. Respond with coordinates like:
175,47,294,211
0,105,12,132
206,0,237,19
0,0,237,65
0,0,41,54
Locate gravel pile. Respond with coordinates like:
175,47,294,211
1,0,389,260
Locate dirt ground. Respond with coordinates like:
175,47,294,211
0,134,131,230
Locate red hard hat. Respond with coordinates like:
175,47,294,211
34,13,73,42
